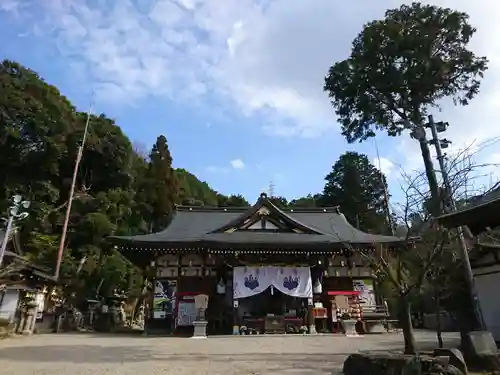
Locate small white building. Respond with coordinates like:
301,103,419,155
470,245,500,341
438,187,500,342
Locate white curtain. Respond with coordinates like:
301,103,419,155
272,267,312,298
233,266,273,299
233,266,312,299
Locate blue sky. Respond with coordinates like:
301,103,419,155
1,0,499,205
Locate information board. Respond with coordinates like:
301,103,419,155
177,301,197,326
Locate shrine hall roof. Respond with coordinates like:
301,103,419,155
437,184,500,235
109,193,404,250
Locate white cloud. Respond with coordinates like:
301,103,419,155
230,158,245,170
2,0,500,173
0,0,21,14
374,157,396,178
207,158,245,173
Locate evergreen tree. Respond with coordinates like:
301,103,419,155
217,194,249,207
147,135,178,232
269,196,288,209
289,194,322,208
322,151,388,233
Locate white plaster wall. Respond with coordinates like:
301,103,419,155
0,290,20,323
474,266,500,341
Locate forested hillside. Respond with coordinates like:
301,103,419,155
0,60,251,298
0,60,391,299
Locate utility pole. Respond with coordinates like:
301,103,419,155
54,94,94,280
427,115,485,330
374,139,394,236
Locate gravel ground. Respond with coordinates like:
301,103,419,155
0,331,460,375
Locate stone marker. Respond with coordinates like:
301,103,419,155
192,294,209,339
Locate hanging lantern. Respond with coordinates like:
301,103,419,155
217,278,226,294
313,278,322,294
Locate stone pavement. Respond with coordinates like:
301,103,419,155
0,331,460,375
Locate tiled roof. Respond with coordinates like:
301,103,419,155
109,194,403,249
437,185,500,234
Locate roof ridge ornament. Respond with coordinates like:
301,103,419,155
260,192,268,199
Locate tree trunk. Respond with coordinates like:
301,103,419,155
419,140,440,216
435,287,443,348
399,296,417,354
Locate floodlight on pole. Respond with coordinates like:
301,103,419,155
0,195,31,267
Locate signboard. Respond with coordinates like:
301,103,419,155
153,280,177,319
352,280,375,307
177,301,197,326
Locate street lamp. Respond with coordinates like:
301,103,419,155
0,195,30,267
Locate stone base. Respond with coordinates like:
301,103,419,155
465,331,500,372
364,321,385,334
308,325,317,335
193,320,208,338
342,320,357,336
467,331,497,356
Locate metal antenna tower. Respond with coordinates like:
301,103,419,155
269,181,275,198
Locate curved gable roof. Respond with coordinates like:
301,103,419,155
109,193,404,249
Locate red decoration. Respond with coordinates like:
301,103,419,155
327,290,360,296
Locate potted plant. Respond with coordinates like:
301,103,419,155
340,312,357,336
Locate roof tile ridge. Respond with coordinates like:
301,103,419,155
284,206,341,213
175,205,250,212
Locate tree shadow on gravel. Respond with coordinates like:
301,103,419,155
0,346,348,369
0,345,156,363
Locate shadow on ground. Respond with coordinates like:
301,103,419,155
0,332,460,375
0,346,347,374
